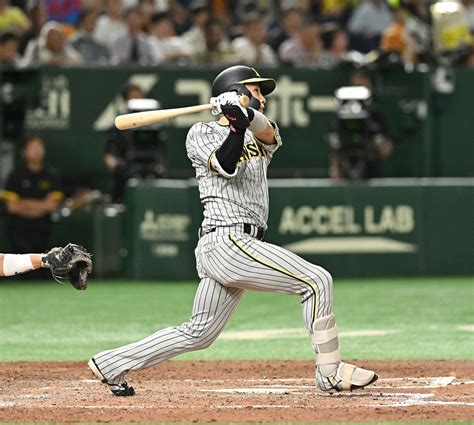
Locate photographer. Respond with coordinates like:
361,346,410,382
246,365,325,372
328,72,393,180
104,83,167,203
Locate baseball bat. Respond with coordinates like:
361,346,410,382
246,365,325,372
115,95,249,130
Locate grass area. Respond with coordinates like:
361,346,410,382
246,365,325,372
0,276,472,361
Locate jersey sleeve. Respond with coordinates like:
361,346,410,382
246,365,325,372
186,122,228,169
255,120,283,155
0,171,21,201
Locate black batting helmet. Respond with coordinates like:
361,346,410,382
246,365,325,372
211,65,276,97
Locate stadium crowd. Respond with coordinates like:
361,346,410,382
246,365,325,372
0,0,473,69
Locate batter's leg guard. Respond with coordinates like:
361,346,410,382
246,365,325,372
311,314,378,392
88,358,135,397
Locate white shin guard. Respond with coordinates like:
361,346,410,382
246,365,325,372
311,314,341,375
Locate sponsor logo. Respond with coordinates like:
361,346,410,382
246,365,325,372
139,210,191,242
279,205,417,254
25,75,70,130
279,205,415,235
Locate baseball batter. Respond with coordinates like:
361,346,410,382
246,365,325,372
88,66,378,396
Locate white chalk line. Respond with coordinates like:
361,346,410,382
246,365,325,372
205,388,433,399
202,376,462,393
0,402,16,408
220,328,399,340
457,325,474,332
380,393,474,408
452,380,474,385
374,376,456,389
215,404,292,409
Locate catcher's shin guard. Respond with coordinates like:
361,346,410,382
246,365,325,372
88,358,135,397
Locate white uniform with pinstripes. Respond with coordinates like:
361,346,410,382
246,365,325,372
92,120,333,385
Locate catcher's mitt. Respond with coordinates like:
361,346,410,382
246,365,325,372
42,243,93,290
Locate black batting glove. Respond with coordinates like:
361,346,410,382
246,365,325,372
221,104,250,133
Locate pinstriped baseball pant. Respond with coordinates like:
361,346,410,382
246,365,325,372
93,227,333,383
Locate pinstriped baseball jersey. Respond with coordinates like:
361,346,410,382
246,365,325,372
186,121,282,231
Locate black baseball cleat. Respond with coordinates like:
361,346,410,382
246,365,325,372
88,358,135,397
111,382,135,397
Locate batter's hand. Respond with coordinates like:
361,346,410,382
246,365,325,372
210,92,248,117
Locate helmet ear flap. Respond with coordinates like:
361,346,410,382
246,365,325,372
226,83,261,110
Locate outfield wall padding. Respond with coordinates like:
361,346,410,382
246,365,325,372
123,178,473,279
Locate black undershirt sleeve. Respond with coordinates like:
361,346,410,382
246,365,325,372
214,129,245,174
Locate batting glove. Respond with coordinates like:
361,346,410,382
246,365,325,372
210,92,248,117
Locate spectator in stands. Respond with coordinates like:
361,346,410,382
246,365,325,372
268,6,302,52
232,12,277,66
181,0,210,57
0,135,64,260
317,0,352,27
19,1,48,55
94,0,127,51
380,6,415,64
168,2,190,35
347,0,393,53
82,0,106,16
110,7,152,65
278,18,322,67
138,0,156,33
463,0,474,33
46,0,82,25
0,31,21,66
148,12,191,65
191,16,237,66
229,0,277,28
404,0,430,64
0,0,30,34
71,10,110,64
21,21,83,66
317,24,349,69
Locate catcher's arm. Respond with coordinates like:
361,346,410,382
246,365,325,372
0,253,42,277
42,243,93,290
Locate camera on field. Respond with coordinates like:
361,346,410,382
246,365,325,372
125,98,167,179
327,86,385,180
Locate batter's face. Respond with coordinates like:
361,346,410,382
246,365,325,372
245,83,266,112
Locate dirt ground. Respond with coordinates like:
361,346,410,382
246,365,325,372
0,360,472,423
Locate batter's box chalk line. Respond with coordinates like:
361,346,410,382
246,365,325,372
202,376,474,408
378,393,474,408
203,376,460,393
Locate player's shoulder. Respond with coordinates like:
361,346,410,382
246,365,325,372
187,121,226,140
